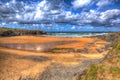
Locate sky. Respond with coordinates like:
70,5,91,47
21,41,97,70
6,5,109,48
0,0,120,32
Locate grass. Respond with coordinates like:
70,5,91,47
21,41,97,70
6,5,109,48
110,67,120,74
83,65,97,80
81,41,120,80
48,48,75,53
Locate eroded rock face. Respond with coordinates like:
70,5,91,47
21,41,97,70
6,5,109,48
39,58,104,80
96,32,120,43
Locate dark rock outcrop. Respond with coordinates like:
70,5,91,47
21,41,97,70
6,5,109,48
0,27,46,37
96,32,120,43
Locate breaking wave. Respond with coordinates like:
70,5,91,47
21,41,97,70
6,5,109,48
45,32,108,37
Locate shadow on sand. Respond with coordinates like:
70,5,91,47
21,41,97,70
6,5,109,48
19,56,51,62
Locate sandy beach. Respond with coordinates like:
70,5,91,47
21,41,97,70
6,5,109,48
0,36,111,80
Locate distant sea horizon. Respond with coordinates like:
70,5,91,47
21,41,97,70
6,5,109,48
44,32,111,37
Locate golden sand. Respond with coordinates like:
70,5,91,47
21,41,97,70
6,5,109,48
0,36,110,80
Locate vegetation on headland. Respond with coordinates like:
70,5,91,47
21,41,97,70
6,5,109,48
82,33,120,80
0,27,46,37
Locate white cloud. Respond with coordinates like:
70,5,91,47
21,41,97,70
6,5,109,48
79,9,120,26
100,9,120,22
111,19,120,26
0,0,120,28
96,0,112,9
71,26,76,29
72,0,92,9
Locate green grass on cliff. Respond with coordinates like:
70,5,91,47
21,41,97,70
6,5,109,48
82,42,120,80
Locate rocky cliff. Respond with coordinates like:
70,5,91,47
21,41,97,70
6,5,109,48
0,27,46,37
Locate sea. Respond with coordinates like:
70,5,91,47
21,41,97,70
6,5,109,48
44,32,109,37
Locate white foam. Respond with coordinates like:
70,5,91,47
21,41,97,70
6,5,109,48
43,33,108,37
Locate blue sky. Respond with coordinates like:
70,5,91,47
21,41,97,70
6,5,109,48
0,0,120,32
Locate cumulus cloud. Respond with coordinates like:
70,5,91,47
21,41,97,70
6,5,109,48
0,0,120,28
79,9,120,26
100,9,120,21
0,0,65,23
111,19,120,26
96,0,112,9
72,0,116,10
72,0,92,9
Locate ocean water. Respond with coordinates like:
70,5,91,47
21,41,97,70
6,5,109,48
45,32,108,37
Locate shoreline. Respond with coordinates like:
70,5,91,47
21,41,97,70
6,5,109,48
42,33,109,38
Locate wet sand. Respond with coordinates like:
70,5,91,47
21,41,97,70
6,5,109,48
0,40,78,52
0,36,111,80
